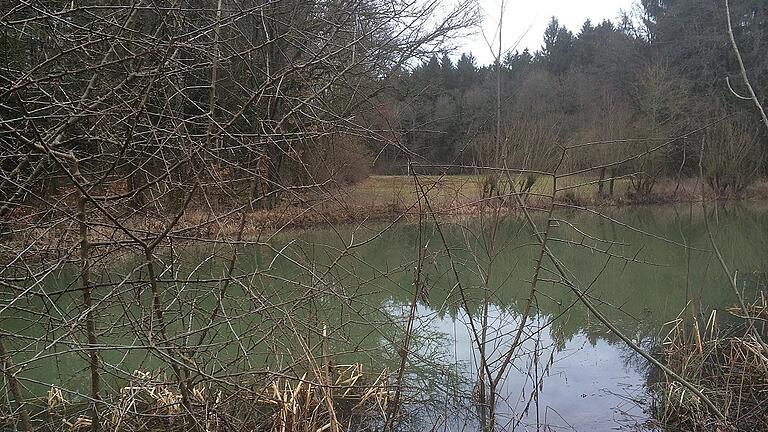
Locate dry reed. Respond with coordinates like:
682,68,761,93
14,364,393,432
653,295,768,431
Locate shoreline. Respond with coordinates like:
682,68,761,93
4,175,768,253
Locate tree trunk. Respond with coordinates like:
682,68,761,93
0,337,32,432
609,168,616,196
598,167,606,197
78,194,101,431
127,165,147,211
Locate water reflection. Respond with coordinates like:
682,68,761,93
399,302,651,431
3,203,768,430
304,203,768,430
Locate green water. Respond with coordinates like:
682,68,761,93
2,203,766,430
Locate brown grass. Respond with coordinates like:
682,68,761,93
34,364,392,432
7,175,768,254
653,296,768,431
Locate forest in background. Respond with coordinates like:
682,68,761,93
2,1,768,431
383,0,768,198
2,0,768,224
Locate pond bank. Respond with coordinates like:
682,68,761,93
653,297,768,431
5,175,768,260
3,202,768,431
153,175,768,236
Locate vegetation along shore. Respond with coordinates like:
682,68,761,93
2,0,768,431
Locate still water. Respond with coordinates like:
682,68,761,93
3,203,767,431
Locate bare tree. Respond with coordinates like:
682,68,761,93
0,1,476,430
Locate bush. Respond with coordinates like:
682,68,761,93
291,134,372,187
701,112,763,198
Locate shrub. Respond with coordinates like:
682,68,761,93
701,113,763,198
293,134,372,187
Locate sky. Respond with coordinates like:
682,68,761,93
457,0,638,65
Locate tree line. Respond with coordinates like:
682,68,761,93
386,0,768,198
0,0,476,219
0,1,475,429
2,0,766,217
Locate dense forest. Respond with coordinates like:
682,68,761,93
384,0,768,198
2,0,767,219
0,0,476,219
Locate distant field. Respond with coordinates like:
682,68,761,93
346,175,608,210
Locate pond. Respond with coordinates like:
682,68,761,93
3,203,767,431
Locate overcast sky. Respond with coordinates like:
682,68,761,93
457,0,638,65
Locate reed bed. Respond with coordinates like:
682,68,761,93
31,364,393,432
654,296,768,431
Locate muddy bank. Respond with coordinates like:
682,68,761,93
5,176,768,255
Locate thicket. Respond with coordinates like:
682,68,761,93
0,1,476,431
